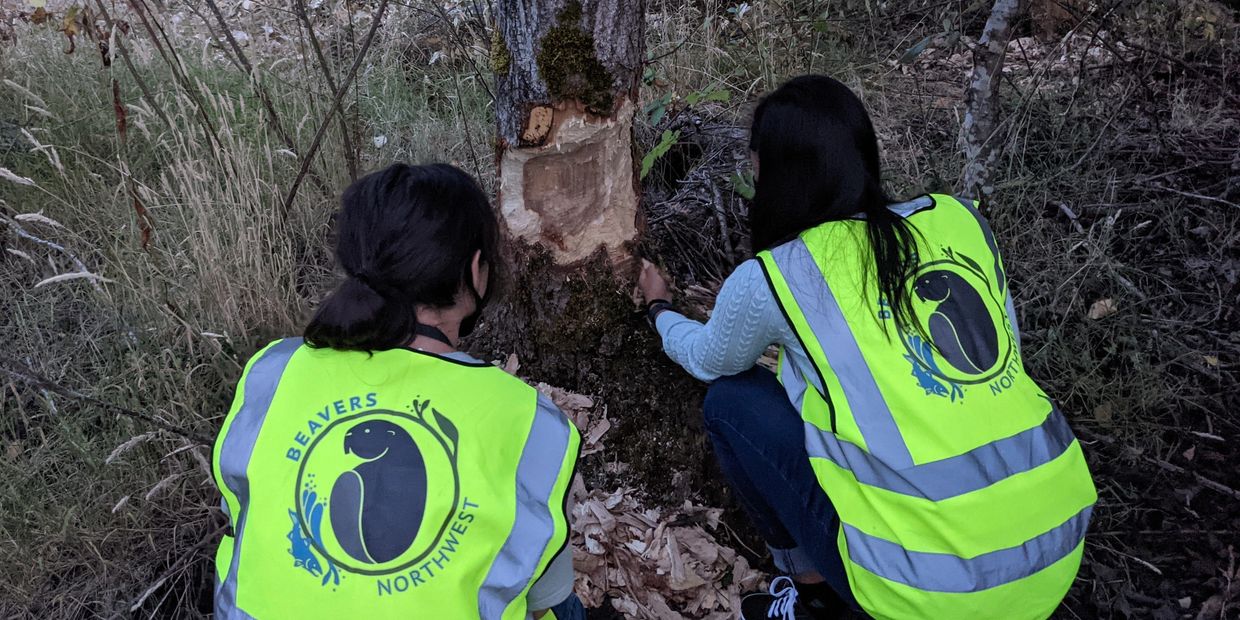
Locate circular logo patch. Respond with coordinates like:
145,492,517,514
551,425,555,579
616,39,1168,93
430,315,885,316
903,254,1013,387
295,409,459,577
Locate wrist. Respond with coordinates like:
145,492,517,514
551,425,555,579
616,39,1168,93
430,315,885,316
646,299,674,328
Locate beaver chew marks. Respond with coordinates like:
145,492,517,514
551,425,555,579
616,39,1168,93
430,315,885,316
499,100,637,266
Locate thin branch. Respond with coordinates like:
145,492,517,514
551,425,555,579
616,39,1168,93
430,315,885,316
281,0,391,220
89,0,175,133
0,353,212,446
199,0,331,195
294,0,359,181
121,0,224,152
200,0,293,150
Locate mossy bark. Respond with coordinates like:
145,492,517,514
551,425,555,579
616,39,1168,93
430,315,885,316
481,1,733,509
492,0,645,267
493,0,644,146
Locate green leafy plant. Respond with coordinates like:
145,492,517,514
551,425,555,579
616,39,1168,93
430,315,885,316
729,170,755,199
641,129,681,179
640,85,730,178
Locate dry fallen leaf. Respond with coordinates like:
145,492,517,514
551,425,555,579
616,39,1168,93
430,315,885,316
1093,402,1114,423
1088,298,1118,320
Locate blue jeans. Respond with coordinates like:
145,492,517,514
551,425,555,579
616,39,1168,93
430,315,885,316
548,593,585,620
703,366,855,606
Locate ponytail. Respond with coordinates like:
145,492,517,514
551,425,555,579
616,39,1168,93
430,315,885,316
304,276,418,351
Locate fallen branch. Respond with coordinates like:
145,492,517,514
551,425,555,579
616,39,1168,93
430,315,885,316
280,0,390,221
0,353,212,446
1080,428,1240,501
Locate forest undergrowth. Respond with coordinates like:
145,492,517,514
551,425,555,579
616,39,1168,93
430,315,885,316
0,0,1237,618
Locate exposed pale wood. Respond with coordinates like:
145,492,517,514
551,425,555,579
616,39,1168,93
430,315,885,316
493,0,645,266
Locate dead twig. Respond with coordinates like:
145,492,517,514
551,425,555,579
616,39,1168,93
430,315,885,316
0,353,212,446
281,0,391,221
1080,428,1240,501
199,0,330,195
293,0,359,181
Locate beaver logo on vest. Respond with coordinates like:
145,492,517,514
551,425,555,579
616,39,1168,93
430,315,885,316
287,399,462,589
901,247,1015,401
330,420,427,564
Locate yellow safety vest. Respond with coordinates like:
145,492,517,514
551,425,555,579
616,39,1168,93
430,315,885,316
757,195,1097,619
212,341,580,619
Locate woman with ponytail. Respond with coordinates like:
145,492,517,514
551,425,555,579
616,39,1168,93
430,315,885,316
212,164,584,620
638,76,1095,620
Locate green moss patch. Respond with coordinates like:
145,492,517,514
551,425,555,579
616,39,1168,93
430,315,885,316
536,1,615,115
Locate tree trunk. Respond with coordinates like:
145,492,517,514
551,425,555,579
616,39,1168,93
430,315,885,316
960,0,1024,200
474,0,722,514
492,0,644,267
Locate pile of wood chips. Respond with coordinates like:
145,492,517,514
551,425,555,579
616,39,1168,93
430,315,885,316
536,382,766,619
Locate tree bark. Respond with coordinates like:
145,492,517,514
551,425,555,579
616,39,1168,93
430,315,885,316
493,0,644,266
476,2,717,513
960,0,1024,200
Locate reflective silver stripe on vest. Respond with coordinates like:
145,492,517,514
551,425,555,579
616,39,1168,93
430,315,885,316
952,195,1007,295
804,406,1076,500
478,396,573,619
768,239,915,469
778,351,808,414
215,338,302,619
844,504,1091,593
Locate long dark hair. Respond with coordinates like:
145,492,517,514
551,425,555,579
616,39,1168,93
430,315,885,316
304,163,501,351
749,75,921,335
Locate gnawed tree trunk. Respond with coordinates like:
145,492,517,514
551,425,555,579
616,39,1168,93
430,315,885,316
960,0,1024,199
493,0,644,266
474,0,723,516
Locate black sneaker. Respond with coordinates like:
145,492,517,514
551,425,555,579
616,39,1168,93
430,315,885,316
739,576,848,620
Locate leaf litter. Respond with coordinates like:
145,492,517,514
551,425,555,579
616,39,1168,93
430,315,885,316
534,378,766,619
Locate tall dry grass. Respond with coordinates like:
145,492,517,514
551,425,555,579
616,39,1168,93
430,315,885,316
0,6,491,616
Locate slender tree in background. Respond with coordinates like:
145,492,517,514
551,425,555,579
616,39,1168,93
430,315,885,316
492,0,644,268
960,0,1024,199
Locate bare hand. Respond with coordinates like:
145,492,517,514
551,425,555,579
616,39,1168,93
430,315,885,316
638,259,671,304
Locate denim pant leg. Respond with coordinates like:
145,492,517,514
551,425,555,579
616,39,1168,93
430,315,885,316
703,366,854,605
547,593,585,620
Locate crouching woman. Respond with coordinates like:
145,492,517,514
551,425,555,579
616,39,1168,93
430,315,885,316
212,164,583,620
639,76,1097,620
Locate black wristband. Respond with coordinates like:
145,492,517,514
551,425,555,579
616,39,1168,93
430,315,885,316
646,299,674,328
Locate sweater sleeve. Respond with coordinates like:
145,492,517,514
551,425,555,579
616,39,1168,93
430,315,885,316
654,259,787,382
